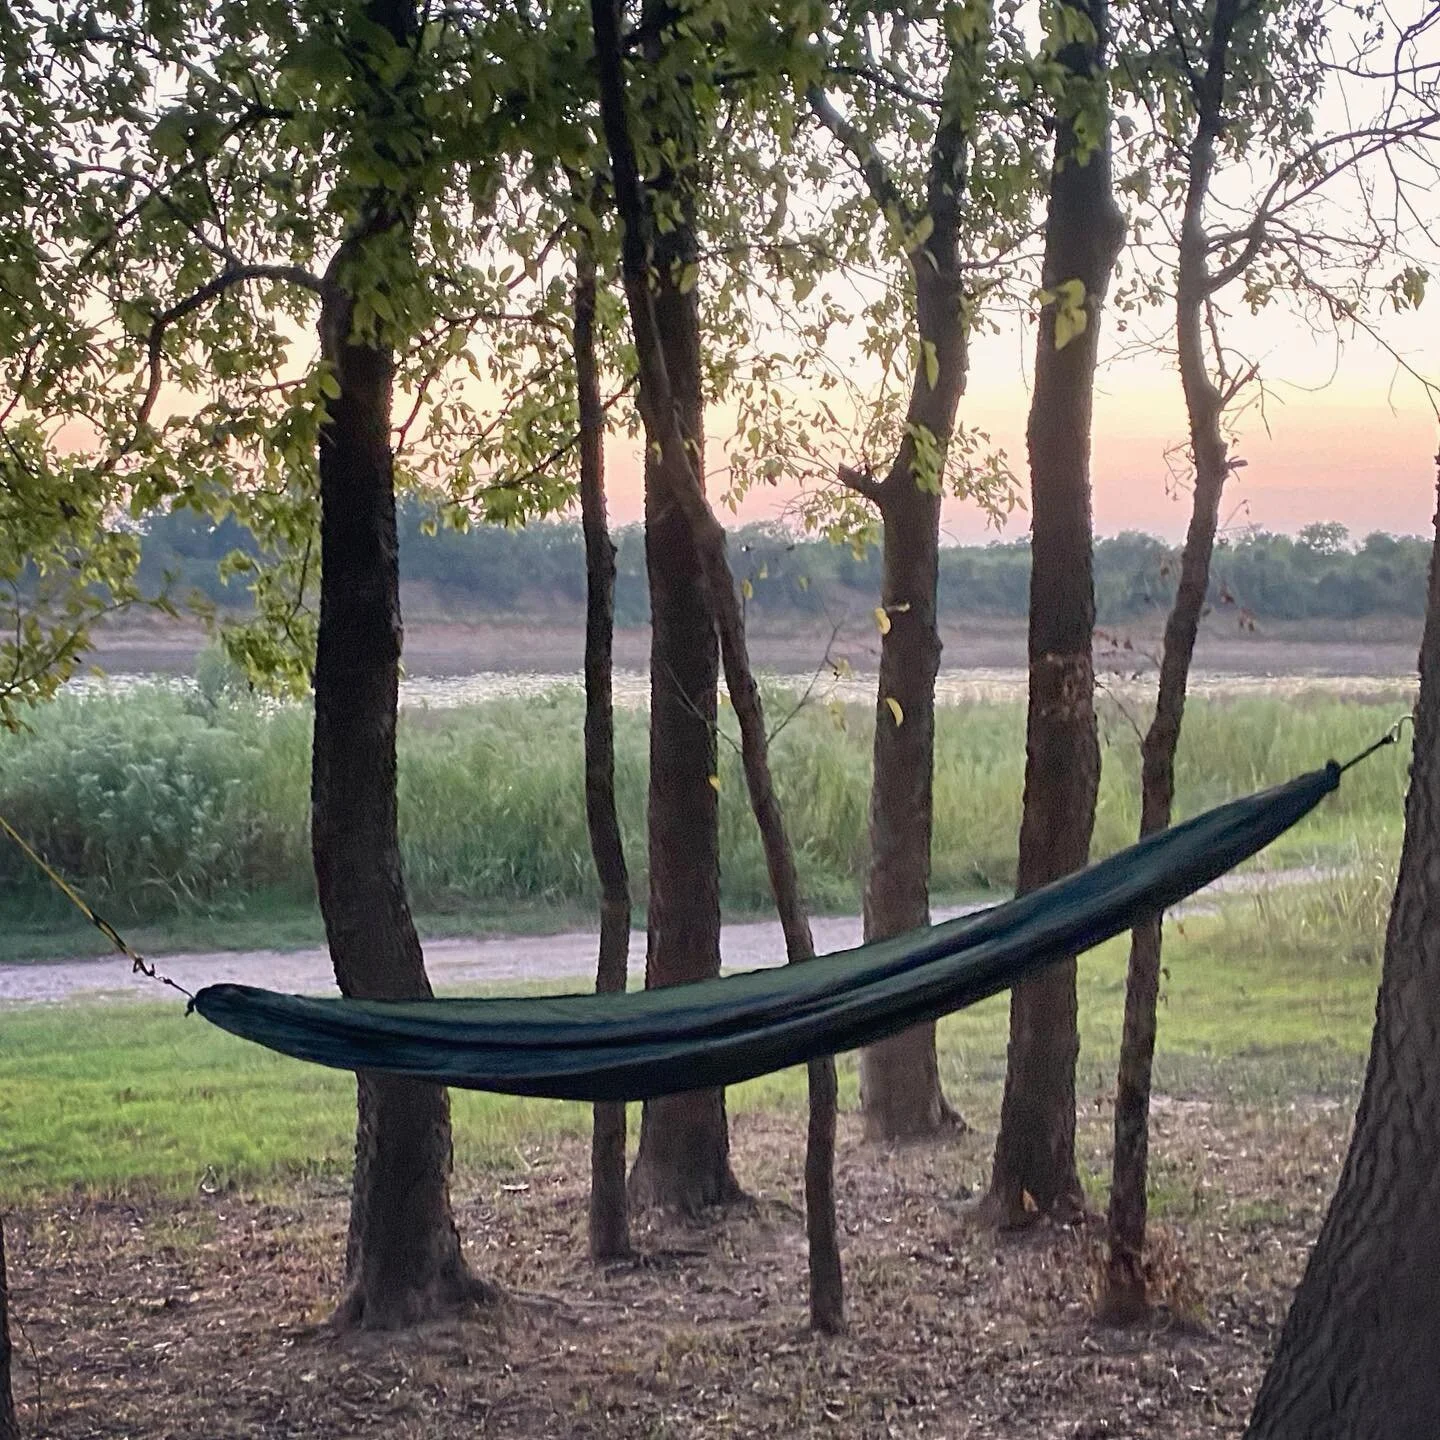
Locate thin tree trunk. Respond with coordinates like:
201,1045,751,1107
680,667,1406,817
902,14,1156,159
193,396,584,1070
0,1217,17,1440
591,0,842,1332
1101,0,1239,1320
857,261,968,1142
808,83,977,1142
624,1,738,1217
314,0,494,1328
575,245,634,1263
987,0,1125,1226
1245,458,1440,1438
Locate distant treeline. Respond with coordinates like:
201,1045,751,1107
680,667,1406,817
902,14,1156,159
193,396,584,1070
136,505,1430,625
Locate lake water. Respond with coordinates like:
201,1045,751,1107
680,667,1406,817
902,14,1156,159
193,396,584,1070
62,665,1417,710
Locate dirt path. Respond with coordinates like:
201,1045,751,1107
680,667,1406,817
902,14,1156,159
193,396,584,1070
0,909,973,1008
0,868,1326,1008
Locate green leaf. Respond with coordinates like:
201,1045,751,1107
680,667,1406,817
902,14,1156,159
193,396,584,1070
151,111,191,161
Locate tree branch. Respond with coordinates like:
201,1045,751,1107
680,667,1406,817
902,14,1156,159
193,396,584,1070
805,86,916,233
837,461,884,504
1207,115,1440,295
135,264,325,441
826,63,942,112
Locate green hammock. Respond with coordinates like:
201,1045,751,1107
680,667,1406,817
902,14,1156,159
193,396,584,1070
192,764,1340,1102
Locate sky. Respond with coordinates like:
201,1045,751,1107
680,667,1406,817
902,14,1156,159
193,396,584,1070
596,298,1438,545
84,3,1438,549
591,2,1440,547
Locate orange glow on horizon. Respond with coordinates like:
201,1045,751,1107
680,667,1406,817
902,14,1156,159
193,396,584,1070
599,306,1437,545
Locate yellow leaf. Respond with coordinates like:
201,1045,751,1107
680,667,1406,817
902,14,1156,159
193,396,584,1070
708,774,721,792
874,606,891,635
907,211,935,251
742,578,754,600
922,338,939,390
1054,302,1089,351
884,696,904,726
1048,277,1088,351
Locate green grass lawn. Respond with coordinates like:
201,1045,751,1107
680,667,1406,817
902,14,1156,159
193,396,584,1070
0,875,1386,1205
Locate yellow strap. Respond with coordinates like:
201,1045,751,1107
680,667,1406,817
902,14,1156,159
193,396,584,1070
0,813,193,999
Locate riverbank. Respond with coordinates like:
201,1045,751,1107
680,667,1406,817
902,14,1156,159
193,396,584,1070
84,610,1424,680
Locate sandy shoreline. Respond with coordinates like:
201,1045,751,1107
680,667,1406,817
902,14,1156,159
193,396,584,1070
84,611,1423,681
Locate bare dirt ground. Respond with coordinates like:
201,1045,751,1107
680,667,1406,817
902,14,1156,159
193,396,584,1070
4,1099,1348,1439
85,610,1422,681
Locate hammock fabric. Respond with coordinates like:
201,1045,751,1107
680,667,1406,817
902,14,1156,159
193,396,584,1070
193,764,1340,1102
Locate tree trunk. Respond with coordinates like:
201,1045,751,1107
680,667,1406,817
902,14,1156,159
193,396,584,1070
987,0,1125,1226
591,0,842,1332
313,12,494,1314
1101,8,1237,1318
623,0,738,1217
0,1217,17,1440
858,258,969,1142
625,231,738,1214
316,280,493,1327
575,246,634,1263
1101,388,1226,1316
710,544,844,1331
1244,462,1440,1439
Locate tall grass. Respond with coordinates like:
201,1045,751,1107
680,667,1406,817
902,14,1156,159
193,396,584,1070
0,685,1410,929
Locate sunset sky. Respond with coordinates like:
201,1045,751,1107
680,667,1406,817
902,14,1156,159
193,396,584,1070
591,1,1440,549
599,298,1438,545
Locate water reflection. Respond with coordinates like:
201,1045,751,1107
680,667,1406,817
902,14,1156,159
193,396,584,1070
63,666,1417,710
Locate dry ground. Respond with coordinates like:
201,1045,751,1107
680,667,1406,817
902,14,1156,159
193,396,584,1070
5,1096,1349,1440
85,610,1422,680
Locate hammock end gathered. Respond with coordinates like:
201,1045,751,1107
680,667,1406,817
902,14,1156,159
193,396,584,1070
1337,713,1415,776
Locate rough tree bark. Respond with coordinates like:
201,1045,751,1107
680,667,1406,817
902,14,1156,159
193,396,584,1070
313,0,494,1328
1100,0,1241,1322
808,88,971,1142
856,461,957,1140
987,0,1126,1226
0,1218,16,1440
592,0,843,1332
1245,459,1440,1437
575,244,634,1262
624,2,739,1217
